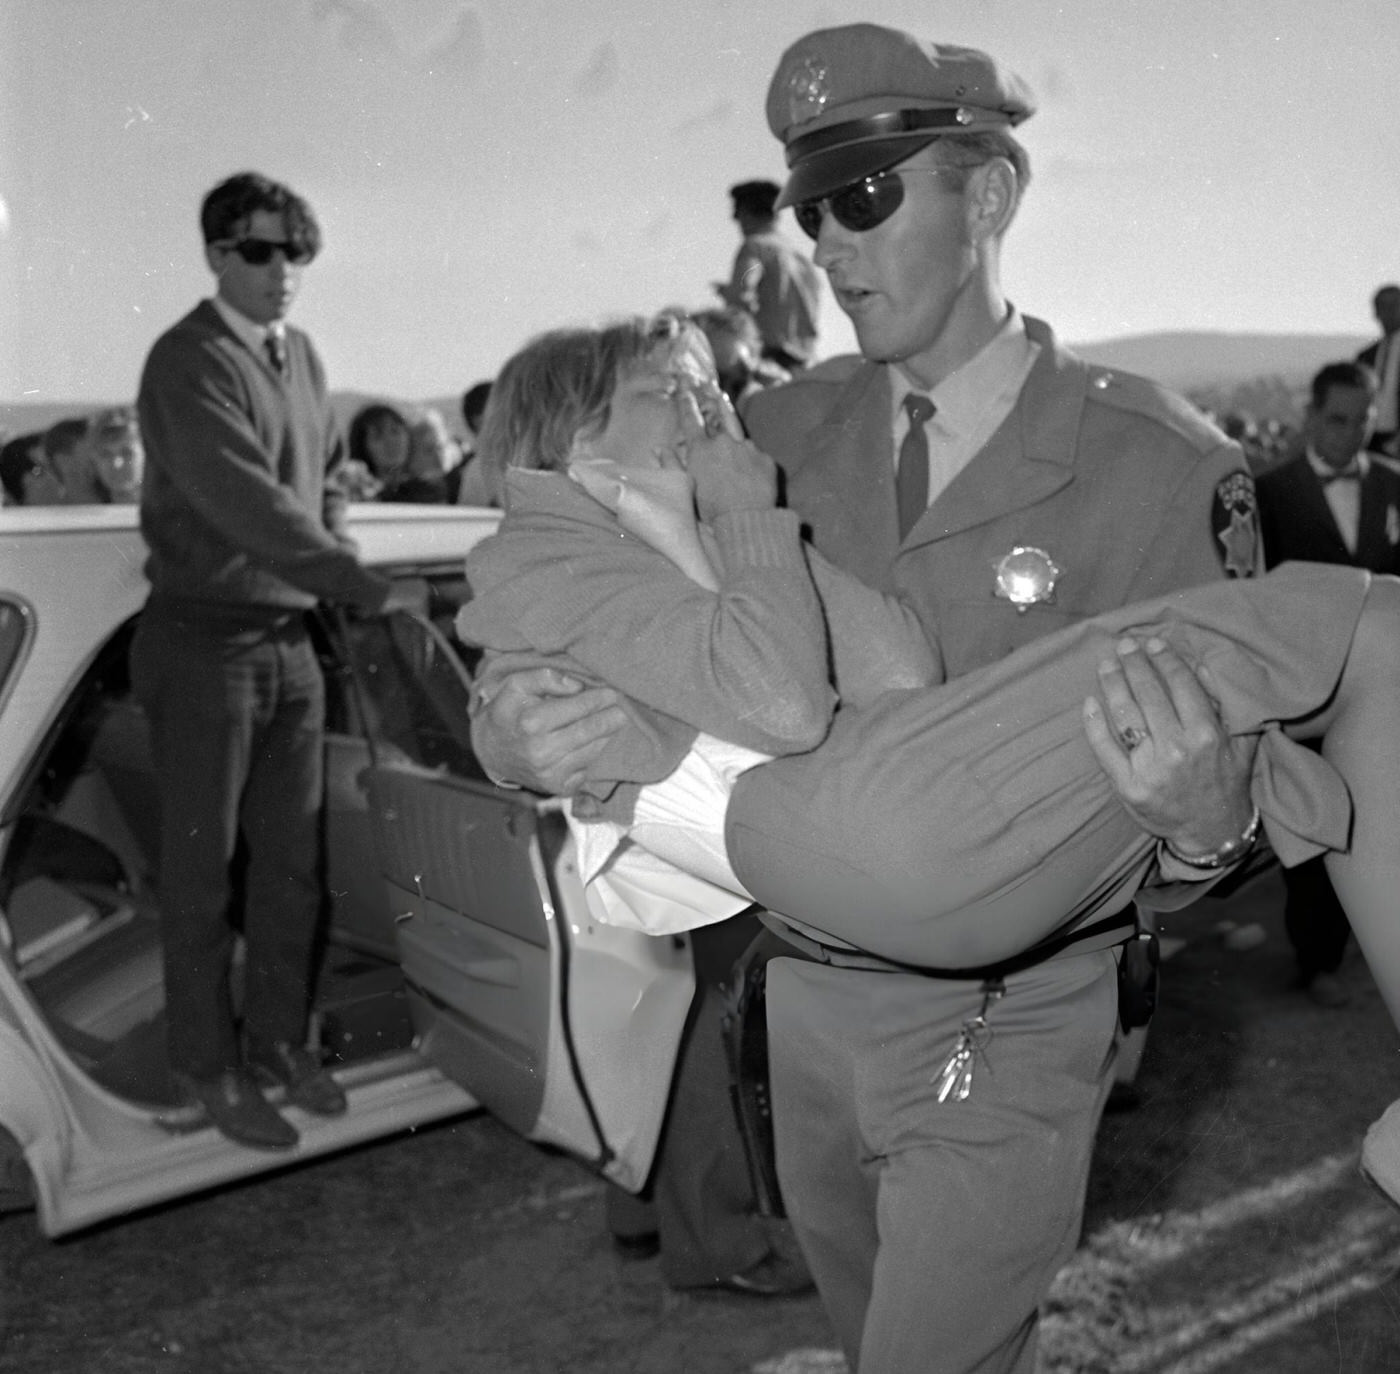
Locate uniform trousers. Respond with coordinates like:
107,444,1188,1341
130,601,326,1080
768,949,1119,1373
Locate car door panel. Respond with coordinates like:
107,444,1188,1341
366,765,551,1137
347,609,692,1188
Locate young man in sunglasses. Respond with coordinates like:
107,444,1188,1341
472,24,1260,1370
133,172,421,1152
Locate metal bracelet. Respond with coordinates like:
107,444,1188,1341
1162,805,1262,870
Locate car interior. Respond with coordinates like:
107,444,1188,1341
0,574,564,1127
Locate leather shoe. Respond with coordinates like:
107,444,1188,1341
1304,972,1351,1009
248,1041,348,1116
702,1248,815,1298
173,1069,298,1152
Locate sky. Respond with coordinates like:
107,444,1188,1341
2,0,1397,407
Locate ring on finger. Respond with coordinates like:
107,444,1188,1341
1119,724,1147,750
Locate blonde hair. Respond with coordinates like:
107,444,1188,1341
477,313,713,496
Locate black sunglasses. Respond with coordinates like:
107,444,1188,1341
218,238,315,266
793,167,962,241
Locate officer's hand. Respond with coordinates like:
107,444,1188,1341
1083,635,1257,854
471,666,630,796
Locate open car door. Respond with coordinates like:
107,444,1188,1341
337,607,694,1192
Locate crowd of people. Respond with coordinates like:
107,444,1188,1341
0,405,145,506
0,168,823,514
8,18,1400,1374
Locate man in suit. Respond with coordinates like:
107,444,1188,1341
1256,360,1400,1007
470,26,1261,1370
1357,283,1400,456
133,172,421,1151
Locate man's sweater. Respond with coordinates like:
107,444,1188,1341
137,300,389,613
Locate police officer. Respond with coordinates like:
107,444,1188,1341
472,24,1260,1372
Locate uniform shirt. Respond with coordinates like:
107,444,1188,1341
889,308,1039,511
744,314,1261,909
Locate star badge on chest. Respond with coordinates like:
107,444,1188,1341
992,546,1062,612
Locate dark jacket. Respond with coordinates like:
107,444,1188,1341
1256,451,1400,574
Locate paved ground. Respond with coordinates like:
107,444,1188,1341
2,867,1399,1373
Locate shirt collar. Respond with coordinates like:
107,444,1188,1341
889,307,1036,437
209,294,283,355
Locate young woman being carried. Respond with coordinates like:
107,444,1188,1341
455,314,1400,1200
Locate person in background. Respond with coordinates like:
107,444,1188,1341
461,380,493,452
1256,360,1400,1009
88,406,145,503
36,417,100,504
406,406,456,501
348,401,443,502
453,380,494,505
0,431,55,506
470,27,1261,1371
1357,283,1400,457
132,170,422,1153
688,306,790,407
713,179,821,371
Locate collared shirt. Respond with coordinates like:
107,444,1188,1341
889,307,1041,512
1306,444,1366,554
209,294,285,366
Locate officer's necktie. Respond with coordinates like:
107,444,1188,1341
265,330,287,378
897,392,936,538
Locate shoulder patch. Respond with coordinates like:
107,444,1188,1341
1212,471,1259,578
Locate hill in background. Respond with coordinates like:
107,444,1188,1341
0,331,1370,440
1073,330,1368,425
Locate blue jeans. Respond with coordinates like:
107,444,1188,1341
130,601,326,1080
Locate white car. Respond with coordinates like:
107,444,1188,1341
0,503,698,1237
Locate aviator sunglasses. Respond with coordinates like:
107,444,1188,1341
793,166,963,241
217,237,316,266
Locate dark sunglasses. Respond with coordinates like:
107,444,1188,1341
218,238,315,266
793,166,962,241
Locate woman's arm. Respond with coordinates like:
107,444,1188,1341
587,412,944,709
803,547,942,705
569,455,720,592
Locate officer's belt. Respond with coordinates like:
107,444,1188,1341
757,908,1138,981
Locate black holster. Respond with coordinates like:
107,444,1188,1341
1116,930,1160,1032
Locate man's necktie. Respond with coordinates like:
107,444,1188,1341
897,392,936,538
1321,463,1361,485
265,331,287,377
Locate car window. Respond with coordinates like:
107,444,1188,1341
330,609,490,784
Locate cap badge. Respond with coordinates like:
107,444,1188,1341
955,108,974,125
992,546,1061,612
787,55,830,127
